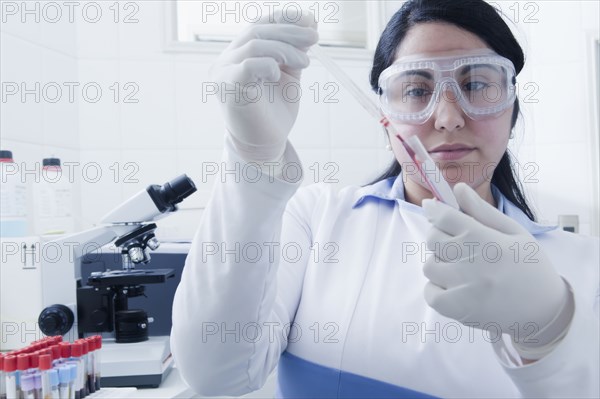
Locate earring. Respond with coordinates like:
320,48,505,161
385,144,392,151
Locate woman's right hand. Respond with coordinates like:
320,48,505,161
210,10,319,162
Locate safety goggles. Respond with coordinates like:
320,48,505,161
378,51,517,124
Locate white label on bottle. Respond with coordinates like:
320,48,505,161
0,177,27,217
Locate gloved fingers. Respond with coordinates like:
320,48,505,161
422,198,480,237
425,227,452,254
423,257,447,289
215,57,282,87
424,282,473,322
225,39,311,73
259,8,318,29
423,253,471,289
424,281,446,310
213,39,311,86
426,227,485,265
231,24,319,51
454,183,526,235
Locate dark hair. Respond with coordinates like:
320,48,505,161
368,0,535,221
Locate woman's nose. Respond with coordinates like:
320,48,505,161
433,83,465,132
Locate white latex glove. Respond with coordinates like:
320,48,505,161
422,183,573,358
209,10,319,162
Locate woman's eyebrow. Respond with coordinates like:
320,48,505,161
458,64,502,75
399,70,433,79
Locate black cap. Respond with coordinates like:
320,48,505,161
43,158,61,167
0,150,13,159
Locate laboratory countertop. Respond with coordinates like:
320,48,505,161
108,366,277,399
130,366,194,398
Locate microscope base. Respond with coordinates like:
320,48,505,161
99,336,174,388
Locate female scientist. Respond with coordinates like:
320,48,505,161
171,0,600,397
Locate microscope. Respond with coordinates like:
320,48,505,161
36,175,196,388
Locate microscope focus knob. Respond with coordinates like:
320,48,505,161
128,246,145,263
38,304,74,336
146,237,160,250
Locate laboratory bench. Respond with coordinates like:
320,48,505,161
92,366,278,399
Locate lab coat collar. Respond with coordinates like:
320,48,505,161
352,173,557,236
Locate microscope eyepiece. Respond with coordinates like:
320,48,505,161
162,174,197,205
100,174,197,223
147,174,197,213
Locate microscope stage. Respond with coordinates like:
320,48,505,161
88,269,175,287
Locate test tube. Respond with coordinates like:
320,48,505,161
57,367,70,399
47,370,58,399
309,44,382,120
68,364,77,399
3,355,16,399
93,337,101,391
16,354,30,399
58,344,70,366
76,340,88,398
27,353,39,374
38,355,52,399
34,373,42,399
83,339,94,394
49,347,61,368
1,353,6,399
20,374,35,399
310,43,459,209
67,342,83,399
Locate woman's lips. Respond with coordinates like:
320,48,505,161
428,145,475,161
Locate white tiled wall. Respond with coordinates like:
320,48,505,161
1,4,81,233
510,0,599,234
119,59,177,149
173,61,225,150
1,0,598,238
1,33,44,144
77,59,121,149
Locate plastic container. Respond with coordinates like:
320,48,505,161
33,157,74,235
0,150,28,237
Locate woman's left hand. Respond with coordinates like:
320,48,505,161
422,183,570,348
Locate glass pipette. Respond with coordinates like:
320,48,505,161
309,44,459,209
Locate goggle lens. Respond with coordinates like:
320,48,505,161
379,54,516,124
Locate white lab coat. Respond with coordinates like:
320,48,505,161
171,137,600,398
